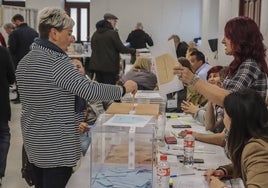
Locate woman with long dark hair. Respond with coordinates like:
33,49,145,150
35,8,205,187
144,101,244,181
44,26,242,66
205,89,268,187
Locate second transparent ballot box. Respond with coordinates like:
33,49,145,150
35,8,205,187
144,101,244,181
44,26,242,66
90,114,157,188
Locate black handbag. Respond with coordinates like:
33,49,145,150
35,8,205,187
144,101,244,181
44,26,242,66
21,145,35,186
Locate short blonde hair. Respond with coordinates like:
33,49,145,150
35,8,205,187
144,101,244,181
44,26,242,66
3,23,15,30
132,57,152,71
38,7,74,39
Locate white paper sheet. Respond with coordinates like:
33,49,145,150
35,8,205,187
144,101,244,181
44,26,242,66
149,40,184,96
103,114,153,127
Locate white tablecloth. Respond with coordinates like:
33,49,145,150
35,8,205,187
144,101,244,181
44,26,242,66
163,113,244,188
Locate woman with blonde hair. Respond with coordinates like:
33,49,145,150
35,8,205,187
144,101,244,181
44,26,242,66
121,57,157,90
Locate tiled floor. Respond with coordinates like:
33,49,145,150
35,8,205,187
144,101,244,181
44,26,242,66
2,90,90,188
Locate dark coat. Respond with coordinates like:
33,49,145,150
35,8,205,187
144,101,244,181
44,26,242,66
176,41,189,58
126,29,153,49
0,46,15,121
90,20,136,73
8,23,38,68
0,32,7,47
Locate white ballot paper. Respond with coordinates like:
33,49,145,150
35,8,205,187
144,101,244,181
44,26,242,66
150,40,184,96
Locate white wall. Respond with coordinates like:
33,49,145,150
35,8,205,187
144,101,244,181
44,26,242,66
1,0,267,65
216,0,239,66
26,0,64,10
90,0,202,45
199,0,239,66
199,0,219,65
260,0,268,61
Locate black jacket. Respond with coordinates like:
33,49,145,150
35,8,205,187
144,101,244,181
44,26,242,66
126,29,153,49
90,20,136,73
9,23,38,68
176,41,189,58
0,46,15,121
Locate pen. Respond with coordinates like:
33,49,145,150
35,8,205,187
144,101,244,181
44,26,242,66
193,167,208,171
170,131,178,138
171,131,180,138
212,174,233,178
167,115,179,118
203,174,233,179
170,175,178,178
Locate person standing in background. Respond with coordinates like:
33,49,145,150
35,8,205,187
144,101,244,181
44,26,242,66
168,34,189,58
0,32,7,47
126,22,153,49
3,23,15,37
126,22,153,64
90,13,137,85
9,14,39,104
0,46,15,186
3,23,16,67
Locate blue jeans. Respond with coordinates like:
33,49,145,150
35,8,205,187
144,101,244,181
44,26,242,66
80,132,91,156
0,121,10,178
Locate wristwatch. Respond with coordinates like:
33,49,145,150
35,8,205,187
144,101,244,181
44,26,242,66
188,74,200,86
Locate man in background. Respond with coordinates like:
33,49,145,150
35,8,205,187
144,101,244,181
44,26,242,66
9,14,38,104
3,23,15,36
186,50,211,106
0,32,6,47
126,22,153,49
0,46,15,186
126,22,153,63
90,13,136,85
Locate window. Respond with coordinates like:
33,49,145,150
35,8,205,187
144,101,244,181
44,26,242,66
65,1,90,42
2,0,25,7
239,0,261,26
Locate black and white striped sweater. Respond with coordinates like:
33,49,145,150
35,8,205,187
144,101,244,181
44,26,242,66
16,39,123,168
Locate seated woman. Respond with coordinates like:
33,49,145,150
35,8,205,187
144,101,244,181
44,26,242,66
121,57,157,90
204,89,268,188
179,67,229,146
181,66,227,133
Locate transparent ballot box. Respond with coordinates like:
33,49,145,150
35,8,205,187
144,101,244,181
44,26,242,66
90,114,156,188
121,90,167,115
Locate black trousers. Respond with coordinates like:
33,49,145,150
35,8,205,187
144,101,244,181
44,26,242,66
31,164,72,188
